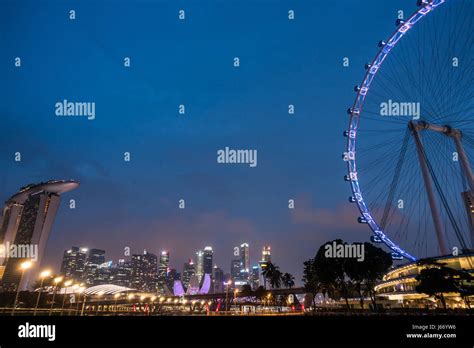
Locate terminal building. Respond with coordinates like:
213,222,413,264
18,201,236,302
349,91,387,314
375,254,474,309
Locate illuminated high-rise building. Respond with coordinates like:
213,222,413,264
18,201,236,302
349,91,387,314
203,246,213,275
262,246,271,263
0,180,79,291
182,259,195,290
240,243,250,272
195,250,204,282
259,246,272,289
131,250,158,292
213,265,224,293
158,250,170,293
60,246,88,280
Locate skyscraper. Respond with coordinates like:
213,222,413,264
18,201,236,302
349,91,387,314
240,243,250,272
157,250,170,294
262,246,271,263
195,250,204,282
110,259,132,287
203,246,213,275
182,259,195,290
231,259,243,281
83,248,106,285
131,250,158,292
213,265,224,293
60,246,88,280
259,246,272,289
0,180,79,291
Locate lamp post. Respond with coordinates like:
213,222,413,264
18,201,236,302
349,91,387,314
224,280,232,315
113,293,120,315
95,291,104,316
233,288,239,313
60,280,73,316
12,261,32,316
75,286,85,315
49,276,63,316
80,292,88,316
33,270,51,316
68,284,79,316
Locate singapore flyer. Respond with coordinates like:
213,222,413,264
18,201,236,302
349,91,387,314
0,0,473,345
345,0,473,261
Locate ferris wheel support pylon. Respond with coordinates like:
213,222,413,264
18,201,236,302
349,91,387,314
409,121,449,255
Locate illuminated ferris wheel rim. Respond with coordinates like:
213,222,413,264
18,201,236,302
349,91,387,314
345,0,449,262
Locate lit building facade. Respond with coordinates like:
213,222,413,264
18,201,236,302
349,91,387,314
375,254,474,309
0,180,78,291
131,251,158,292
203,246,213,275
157,251,170,294
182,259,195,290
195,250,204,282
240,243,250,272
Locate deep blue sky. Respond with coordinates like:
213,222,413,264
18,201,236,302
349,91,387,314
0,0,416,281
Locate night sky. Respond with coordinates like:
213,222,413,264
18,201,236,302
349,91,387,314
0,0,417,282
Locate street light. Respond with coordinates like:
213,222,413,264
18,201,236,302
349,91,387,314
33,270,51,316
12,261,33,316
224,280,232,314
114,293,120,315
76,287,85,315
49,276,63,316
233,288,239,313
94,291,104,316
60,280,73,316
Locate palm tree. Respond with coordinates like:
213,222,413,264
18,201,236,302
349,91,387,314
261,262,283,289
282,273,295,289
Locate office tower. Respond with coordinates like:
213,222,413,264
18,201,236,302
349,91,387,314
166,268,180,290
182,259,195,290
92,261,113,285
240,243,250,272
0,180,79,291
203,246,213,275
262,246,271,263
249,265,260,290
131,250,158,292
195,250,204,282
60,246,88,280
259,246,272,289
157,251,170,293
83,248,106,285
230,259,242,281
213,265,224,293
110,259,132,287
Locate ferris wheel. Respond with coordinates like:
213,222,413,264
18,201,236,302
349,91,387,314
344,0,474,261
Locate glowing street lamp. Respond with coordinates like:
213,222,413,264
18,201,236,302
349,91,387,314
60,280,73,316
33,270,51,316
49,276,63,316
12,261,33,316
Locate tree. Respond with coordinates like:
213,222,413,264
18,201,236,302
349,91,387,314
312,239,352,309
282,273,295,289
415,258,474,310
416,267,457,309
303,258,321,311
345,242,392,309
262,262,283,289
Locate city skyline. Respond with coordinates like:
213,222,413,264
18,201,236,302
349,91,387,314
0,0,417,282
